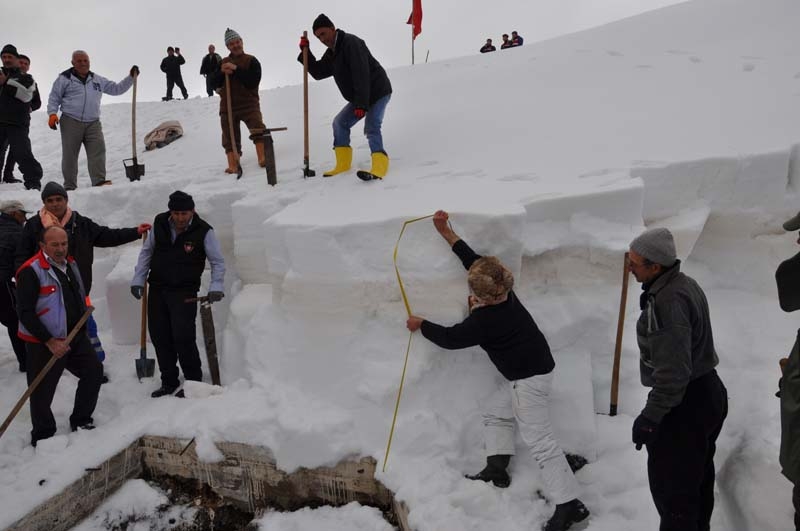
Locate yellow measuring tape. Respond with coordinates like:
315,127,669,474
382,213,435,472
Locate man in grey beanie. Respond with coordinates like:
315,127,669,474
628,227,727,531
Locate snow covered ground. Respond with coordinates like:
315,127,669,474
1,0,800,528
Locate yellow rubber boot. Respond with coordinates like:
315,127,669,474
369,151,389,179
323,146,353,177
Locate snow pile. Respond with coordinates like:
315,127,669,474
254,503,394,531
0,0,799,529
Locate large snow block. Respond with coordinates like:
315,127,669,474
106,247,146,345
551,347,597,461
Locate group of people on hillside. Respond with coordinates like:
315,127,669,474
0,13,392,194
480,30,524,53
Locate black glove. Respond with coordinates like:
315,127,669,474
130,65,140,77
632,414,659,450
207,291,224,303
131,286,144,300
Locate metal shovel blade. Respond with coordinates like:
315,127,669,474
136,347,155,379
123,157,145,181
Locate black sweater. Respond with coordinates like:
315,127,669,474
420,239,555,381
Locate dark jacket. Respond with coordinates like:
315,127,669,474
200,53,222,76
15,211,140,294
210,53,262,114
480,44,496,53
147,211,211,292
160,55,186,79
420,239,555,381
300,29,392,110
0,213,24,283
0,66,37,126
777,251,800,483
636,262,719,422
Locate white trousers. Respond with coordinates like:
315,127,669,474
483,372,579,504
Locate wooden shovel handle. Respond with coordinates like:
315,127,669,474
609,252,630,416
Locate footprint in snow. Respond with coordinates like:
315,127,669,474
606,50,623,57
742,63,756,72
666,49,690,55
689,56,702,63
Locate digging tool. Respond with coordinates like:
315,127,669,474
249,128,278,186
136,291,155,380
609,252,630,416
302,31,316,178
185,296,221,386
123,73,145,181
225,74,243,179
0,307,94,441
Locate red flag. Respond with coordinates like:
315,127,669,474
407,0,423,39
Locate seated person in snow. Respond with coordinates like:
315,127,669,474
480,39,496,53
405,210,589,531
500,34,513,50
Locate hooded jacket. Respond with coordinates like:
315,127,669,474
46,68,133,123
300,29,392,110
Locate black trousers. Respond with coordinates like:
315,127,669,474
0,124,41,189
794,482,800,530
148,287,202,388
204,75,216,97
647,370,728,531
26,333,102,444
0,280,26,369
166,74,188,100
1,139,16,180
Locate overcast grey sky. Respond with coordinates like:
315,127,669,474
5,0,682,104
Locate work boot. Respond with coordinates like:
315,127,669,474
224,151,239,174
465,454,511,488
71,421,96,432
255,141,267,167
3,175,21,183
323,146,352,177
367,150,389,179
151,385,178,398
542,499,590,531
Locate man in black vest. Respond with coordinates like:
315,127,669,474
130,191,225,398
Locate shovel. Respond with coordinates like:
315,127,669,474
302,30,315,178
185,296,221,386
123,73,145,181
136,238,156,379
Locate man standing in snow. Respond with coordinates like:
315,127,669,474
1,53,41,184
200,44,222,97
0,44,43,190
208,29,268,174
16,226,103,446
131,191,225,398
776,211,800,529
406,210,589,531
299,13,393,180
160,46,188,101
0,200,29,372
628,227,728,531
16,182,150,379
47,50,139,189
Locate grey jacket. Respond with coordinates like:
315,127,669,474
636,262,719,422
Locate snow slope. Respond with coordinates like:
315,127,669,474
1,0,799,529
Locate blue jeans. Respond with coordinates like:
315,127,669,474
332,94,391,153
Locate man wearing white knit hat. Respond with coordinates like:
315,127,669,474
628,227,728,531
208,28,267,174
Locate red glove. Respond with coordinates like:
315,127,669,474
354,108,366,119
48,114,59,130
299,36,310,50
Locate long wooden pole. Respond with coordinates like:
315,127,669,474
302,31,314,178
131,74,138,160
609,252,630,416
0,306,95,440
225,74,242,177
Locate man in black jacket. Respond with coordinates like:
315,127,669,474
299,14,392,180
160,46,188,101
480,39,496,53
131,191,225,398
2,53,40,184
0,200,29,371
0,44,42,190
16,182,151,372
199,44,222,97
406,211,589,531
